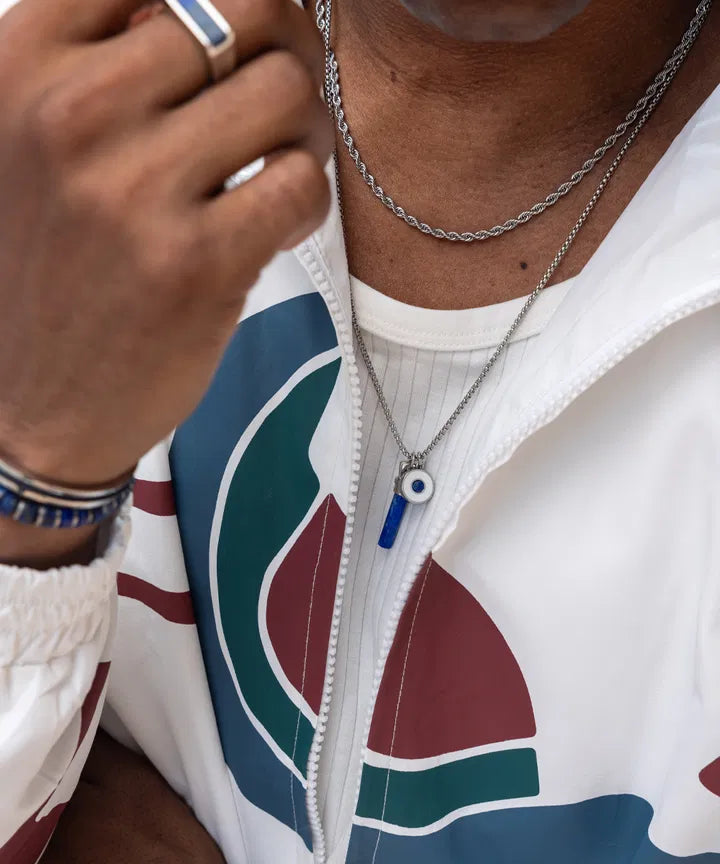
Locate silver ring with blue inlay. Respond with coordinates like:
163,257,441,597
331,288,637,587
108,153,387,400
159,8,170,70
164,0,237,83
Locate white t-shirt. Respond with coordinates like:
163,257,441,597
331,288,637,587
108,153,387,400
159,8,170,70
317,274,573,861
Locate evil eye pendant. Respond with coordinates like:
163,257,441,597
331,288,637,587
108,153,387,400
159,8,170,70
378,466,435,549
400,468,434,504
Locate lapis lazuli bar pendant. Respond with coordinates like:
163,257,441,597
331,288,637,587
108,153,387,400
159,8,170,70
379,493,408,549
378,464,435,549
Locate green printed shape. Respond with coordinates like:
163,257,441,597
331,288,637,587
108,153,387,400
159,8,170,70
357,748,539,829
216,359,341,773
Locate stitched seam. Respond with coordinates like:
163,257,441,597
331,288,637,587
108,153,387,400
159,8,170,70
290,496,332,836
371,557,433,864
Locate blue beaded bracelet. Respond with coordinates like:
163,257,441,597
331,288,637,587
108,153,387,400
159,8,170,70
0,457,134,529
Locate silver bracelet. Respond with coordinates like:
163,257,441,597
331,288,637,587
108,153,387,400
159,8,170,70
0,456,134,529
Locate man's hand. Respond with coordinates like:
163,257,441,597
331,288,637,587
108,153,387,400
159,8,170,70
43,731,226,863
0,0,332,489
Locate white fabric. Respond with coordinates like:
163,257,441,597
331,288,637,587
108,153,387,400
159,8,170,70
318,276,571,858
0,508,129,848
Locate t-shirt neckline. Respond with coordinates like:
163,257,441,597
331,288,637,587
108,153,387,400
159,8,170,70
351,275,573,352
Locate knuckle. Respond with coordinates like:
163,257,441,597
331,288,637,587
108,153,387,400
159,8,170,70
103,166,154,214
66,165,144,224
276,150,330,223
49,164,108,223
136,224,208,292
28,85,78,155
267,50,317,107
253,0,288,33
26,76,104,158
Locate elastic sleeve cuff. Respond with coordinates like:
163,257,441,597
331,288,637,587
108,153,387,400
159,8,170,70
0,501,131,666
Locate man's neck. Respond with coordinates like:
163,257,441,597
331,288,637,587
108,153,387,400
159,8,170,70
317,0,718,308
336,0,693,176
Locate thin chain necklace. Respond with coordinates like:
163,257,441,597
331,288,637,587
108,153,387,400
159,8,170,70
319,1,712,548
317,0,711,242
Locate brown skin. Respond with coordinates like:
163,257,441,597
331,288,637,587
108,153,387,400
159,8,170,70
398,0,593,41
0,0,332,565
44,731,225,863
1,0,718,861
332,0,720,308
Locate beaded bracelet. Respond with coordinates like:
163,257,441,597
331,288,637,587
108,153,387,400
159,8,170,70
0,456,134,529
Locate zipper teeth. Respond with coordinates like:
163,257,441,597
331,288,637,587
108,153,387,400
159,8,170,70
297,231,718,858
299,241,365,864
348,285,720,836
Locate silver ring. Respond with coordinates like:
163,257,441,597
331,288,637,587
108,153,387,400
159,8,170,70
164,0,237,83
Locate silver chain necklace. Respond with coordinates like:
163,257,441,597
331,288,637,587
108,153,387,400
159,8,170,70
317,1,711,243
318,1,712,548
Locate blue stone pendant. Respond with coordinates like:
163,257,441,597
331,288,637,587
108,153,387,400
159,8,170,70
378,465,434,549
378,493,408,549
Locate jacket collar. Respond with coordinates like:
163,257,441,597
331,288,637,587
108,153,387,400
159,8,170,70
300,164,354,332
470,82,720,453
296,84,720,555
298,83,720,418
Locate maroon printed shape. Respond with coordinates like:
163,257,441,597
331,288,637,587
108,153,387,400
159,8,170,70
368,558,536,759
700,757,720,797
266,495,345,714
117,572,195,624
132,479,176,516
0,802,65,864
79,662,110,747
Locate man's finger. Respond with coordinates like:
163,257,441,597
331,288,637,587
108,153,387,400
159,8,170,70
20,0,147,40
200,149,331,288
156,50,333,197
108,0,325,108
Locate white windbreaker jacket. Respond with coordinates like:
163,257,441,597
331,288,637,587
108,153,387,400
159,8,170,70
0,61,719,864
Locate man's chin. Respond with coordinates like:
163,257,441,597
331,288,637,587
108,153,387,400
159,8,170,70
396,0,592,43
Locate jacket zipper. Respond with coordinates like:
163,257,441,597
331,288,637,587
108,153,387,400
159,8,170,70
297,240,365,863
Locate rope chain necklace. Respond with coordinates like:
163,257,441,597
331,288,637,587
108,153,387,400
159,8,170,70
318,0,712,242
315,1,712,548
